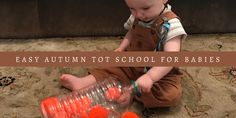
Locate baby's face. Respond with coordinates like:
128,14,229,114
125,0,166,22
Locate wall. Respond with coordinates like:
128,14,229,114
0,0,235,38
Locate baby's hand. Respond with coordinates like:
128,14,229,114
135,74,154,93
114,47,123,52
117,86,132,106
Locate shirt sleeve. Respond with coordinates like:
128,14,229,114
124,15,135,30
166,18,187,41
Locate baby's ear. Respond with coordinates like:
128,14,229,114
163,0,168,4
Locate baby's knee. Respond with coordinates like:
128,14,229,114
141,86,182,108
161,86,182,106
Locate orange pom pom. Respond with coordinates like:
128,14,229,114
74,96,91,112
89,105,109,118
105,87,120,101
40,97,60,118
121,111,139,118
53,111,68,118
78,111,89,118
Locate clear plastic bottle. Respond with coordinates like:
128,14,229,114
40,77,129,118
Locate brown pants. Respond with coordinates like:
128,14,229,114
88,67,182,108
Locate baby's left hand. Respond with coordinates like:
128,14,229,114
135,74,154,93
117,86,133,106
114,47,123,52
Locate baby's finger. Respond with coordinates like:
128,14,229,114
137,86,142,94
117,93,128,103
117,96,124,103
120,100,129,106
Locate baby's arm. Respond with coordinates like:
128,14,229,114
114,30,132,52
135,35,182,93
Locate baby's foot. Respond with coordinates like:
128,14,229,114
59,74,96,91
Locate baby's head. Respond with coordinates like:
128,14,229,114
124,0,168,22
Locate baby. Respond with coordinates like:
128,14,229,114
60,0,186,108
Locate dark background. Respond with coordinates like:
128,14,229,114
0,0,235,38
